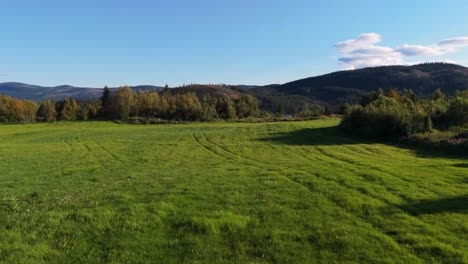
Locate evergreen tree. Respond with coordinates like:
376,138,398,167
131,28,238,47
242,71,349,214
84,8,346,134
100,86,112,117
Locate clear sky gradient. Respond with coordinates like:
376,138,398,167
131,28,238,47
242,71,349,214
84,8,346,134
1,0,468,87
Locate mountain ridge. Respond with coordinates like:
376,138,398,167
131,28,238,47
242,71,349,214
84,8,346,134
2,63,468,108
0,83,164,101
248,63,468,110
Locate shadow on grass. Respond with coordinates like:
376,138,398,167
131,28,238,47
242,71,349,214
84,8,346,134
453,163,468,168
259,126,467,159
409,145,468,159
258,126,361,146
401,195,468,215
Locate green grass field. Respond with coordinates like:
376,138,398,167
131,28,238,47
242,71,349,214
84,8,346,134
0,119,466,263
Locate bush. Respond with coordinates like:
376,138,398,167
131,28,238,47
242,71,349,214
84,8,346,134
340,90,468,156
340,96,429,139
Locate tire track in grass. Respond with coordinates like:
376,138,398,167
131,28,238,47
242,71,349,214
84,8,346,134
201,132,281,166
62,138,74,154
195,132,325,180
344,144,405,160
337,145,462,184
55,134,99,177
288,146,423,213
325,147,468,252
88,135,125,165
309,146,446,196
67,128,125,166
199,131,467,261
307,145,455,202
293,147,406,204
293,146,467,257
212,130,457,222
347,145,466,190
78,139,95,157
323,145,460,197
192,133,264,170
192,132,430,261
361,145,412,159
292,150,466,261
71,137,92,159
57,137,79,177
192,133,234,160
73,137,113,183
69,127,104,161
202,131,409,210
313,146,415,183
62,126,92,159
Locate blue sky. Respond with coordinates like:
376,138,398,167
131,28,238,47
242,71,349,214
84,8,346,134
1,0,468,87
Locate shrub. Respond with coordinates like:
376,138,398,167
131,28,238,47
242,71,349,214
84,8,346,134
340,96,429,139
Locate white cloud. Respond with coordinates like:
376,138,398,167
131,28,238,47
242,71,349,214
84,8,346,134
335,33,402,69
336,33,468,69
396,45,441,56
438,37,468,52
335,33,381,53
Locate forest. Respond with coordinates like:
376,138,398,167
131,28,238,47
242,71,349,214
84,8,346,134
0,86,264,123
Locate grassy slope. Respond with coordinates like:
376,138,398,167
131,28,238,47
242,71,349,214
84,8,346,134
0,119,466,263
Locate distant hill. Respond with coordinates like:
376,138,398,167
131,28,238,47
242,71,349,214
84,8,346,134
249,63,468,109
2,63,468,111
0,82,248,102
0,83,163,101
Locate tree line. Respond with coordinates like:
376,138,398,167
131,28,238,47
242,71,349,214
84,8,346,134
0,86,262,123
0,95,101,123
340,88,468,139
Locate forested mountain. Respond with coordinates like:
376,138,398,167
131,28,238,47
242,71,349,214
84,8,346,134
249,63,468,110
2,63,468,112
